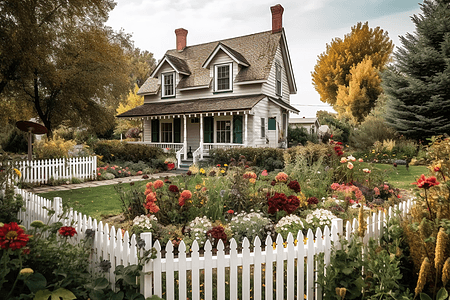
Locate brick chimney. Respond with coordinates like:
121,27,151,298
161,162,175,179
270,4,284,34
175,28,188,51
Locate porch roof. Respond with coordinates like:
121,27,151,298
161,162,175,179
117,94,267,118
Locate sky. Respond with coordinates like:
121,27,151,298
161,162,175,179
106,0,422,118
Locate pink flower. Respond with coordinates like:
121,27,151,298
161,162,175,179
227,209,234,214
275,172,288,182
98,173,101,176
374,187,380,196
347,162,354,169
330,183,341,190
118,170,121,173
261,170,268,176
340,157,347,163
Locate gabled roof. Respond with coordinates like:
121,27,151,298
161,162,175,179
202,42,250,68
290,117,319,125
138,29,297,94
116,94,299,118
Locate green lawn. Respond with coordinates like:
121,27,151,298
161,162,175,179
373,164,428,190
37,164,429,220
38,181,147,220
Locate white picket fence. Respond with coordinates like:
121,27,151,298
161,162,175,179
12,156,97,184
15,187,414,300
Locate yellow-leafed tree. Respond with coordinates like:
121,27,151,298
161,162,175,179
115,84,143,136
312,22,393,123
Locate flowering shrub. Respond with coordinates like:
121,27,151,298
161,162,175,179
267,192,300,215
207,225,228,247
304,208,337,230
275,215,304,240
229,211,273,244
33,135,77,159
131,214,158,235
183,216,212,249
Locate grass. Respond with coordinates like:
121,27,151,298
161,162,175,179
373,164,428,190
37,164,429,220
38,181,147,220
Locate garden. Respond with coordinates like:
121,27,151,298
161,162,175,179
3,133,450,299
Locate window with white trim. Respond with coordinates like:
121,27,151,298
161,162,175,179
275,63,282,96
214,63,232,92
161,122,173,142
162,72,175,97
216,120,231,143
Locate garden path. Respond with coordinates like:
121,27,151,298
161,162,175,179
25,172,178,194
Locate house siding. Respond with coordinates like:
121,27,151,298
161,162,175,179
262,44,290,104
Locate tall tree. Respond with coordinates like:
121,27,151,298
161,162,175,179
382,0,450,140
129,49,156,88
115,84,144,135
312,22,393,123
0,0,132,136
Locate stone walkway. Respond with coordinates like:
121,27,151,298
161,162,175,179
27,172,178,194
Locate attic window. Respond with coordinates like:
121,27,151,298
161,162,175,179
162,72,175,97
214,63,232,92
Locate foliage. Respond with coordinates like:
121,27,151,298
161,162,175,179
349,115,398,150
0,0,132,136
229,211,273,245
0,156,24,223
93,140,166,165
288,126,318,147
115,84,144,136
33,136,77,159
209,147,285,171
128,48,156,88
285,142,335,167
312,22,393,123
316,111,353,144
382,0,450,140
1,127,29,154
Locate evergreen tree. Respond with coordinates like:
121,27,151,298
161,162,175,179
382,0,450,140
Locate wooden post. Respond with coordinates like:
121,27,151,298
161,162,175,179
183,115,187,160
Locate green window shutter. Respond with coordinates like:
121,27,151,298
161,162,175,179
203,117,214,143
268,118,276,130
151,119,159,142
233,115,243,144
173,118,181,143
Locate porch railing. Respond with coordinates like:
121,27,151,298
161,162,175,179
202,143,244,156
176,147,184,169
193,147,202,165
127,142,183,152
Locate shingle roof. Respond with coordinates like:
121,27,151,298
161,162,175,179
138,30,282,94
165,54,191,75
117,95,266,118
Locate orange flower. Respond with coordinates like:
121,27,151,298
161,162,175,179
146,182,153,189
180,190,192,200
347,162,354,170
275,172,288,182
146,192,157,202
153,180,164,189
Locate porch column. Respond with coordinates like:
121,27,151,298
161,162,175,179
244,113,248,146
183,115,187,160
200,114,204,159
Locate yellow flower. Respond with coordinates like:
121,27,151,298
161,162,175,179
249,178,256,184
195,184,202,190
14,168,21,178
19,268,34,275
224,164,228,167
200,168,205,174
220,169,225,173
415,257,430,296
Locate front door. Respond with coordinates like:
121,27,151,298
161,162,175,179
233,115,243,144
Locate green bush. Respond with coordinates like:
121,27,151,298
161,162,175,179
349,116,397,150
1,127,29,154
288,126,318,147
33,136,77,159
93,140,165,165
285,142,335,167
209,147,285,171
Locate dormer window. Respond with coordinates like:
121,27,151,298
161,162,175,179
214,63,232,92
162,72,175,97
275,63,282,96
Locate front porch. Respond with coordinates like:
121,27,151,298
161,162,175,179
130,111,251,167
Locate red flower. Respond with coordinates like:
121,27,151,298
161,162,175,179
207,226,227,245
167,163,175,170
58,226,77,237
261,170,268,176
307,197,319,205
153,180,164,189
227,209,234,214
412,174,440,189
285,195,300,214
144,201,160,213
169,185,179,193
0,222,30,250
287,180,301,193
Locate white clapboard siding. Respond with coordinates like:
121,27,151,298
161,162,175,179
11,156,97,184
14,188,415,299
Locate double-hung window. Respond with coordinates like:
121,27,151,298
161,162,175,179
216,120,231,143
275,63,282,96
161,122,173,142
214,63,232,92
162,72,175,97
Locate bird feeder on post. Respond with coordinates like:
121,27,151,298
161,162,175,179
16,121,48,161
